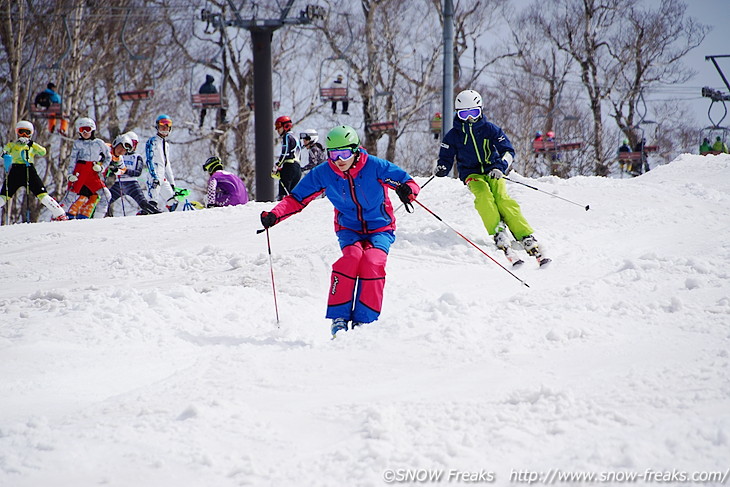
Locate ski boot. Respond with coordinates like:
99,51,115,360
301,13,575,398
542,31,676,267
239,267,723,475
351,321,370,329
521,235,551,267
331,318,349,338
494,228,524,267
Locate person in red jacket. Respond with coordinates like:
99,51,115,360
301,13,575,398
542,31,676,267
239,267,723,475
260,125,419,337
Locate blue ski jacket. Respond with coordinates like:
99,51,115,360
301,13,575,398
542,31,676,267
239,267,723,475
437,115,515,183
269,148,419,234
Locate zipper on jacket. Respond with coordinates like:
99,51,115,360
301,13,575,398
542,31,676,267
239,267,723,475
467,124,485,173
346,172,367,233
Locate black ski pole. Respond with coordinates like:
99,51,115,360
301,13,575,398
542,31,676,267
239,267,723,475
504,176,590,211
25,160,31,223
413,199,529,288
394,175,434,213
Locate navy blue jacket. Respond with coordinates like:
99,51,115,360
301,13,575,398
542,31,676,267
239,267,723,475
437,116,515,182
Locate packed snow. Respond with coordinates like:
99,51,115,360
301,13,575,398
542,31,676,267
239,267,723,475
1,154,729,487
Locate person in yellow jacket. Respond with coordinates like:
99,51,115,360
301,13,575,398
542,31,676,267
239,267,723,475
1,121,67,221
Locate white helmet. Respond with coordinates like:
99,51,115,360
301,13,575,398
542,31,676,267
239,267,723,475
75,117,96,133
300,128,318,144
455,90,483,110
124,131,139,150
112,134,134,153
16,120,35,136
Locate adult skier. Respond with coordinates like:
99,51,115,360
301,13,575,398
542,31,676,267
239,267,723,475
1,121,67,221
271,115,301,200
435,89,549,267
260,125,420,337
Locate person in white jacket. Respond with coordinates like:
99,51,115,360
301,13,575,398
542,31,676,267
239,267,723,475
144,114,176,210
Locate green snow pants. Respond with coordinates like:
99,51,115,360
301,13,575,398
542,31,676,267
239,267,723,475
466,173,534,239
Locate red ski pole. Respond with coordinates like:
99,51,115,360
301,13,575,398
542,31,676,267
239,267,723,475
264,228,281,325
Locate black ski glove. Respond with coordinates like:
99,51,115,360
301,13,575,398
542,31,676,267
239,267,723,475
434,164,449,177
395,184,414,213
260,211,277,229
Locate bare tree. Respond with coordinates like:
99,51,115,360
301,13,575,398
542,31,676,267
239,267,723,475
532,0,627,176
607,0,708,151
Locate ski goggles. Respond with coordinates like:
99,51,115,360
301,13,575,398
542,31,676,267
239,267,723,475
299,133,312,140
17,129,32,136
328,147,355,161
157,119,172,127
78,126,93,133
456,107,482,121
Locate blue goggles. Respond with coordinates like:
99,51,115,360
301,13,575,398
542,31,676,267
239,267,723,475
456,107,482,121
328,147,355,161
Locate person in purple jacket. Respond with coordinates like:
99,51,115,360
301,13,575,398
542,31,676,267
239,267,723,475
260,125,419,337
202,156,249,207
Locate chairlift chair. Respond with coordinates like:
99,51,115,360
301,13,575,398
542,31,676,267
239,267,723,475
699,126,730,155
367,91,398,134
117,8,154,101
319,57,350,103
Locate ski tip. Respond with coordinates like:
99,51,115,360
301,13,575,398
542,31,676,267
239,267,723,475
585,205,590,211
538,258,552,268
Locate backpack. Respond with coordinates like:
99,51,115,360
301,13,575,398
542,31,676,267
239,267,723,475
35,91,51,108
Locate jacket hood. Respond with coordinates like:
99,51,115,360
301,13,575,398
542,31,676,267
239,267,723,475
205,74,215,83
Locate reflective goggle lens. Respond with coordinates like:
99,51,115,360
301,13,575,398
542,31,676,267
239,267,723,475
17,129,31,136
328,148,354,161
299,133,311,140
79,126,93,133
457,107,482,121
157,119,172,127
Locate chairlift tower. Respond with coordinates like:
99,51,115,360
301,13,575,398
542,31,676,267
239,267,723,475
211,0,324,201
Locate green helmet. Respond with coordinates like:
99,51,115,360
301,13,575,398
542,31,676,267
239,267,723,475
623,138,629,145
326,125,360,150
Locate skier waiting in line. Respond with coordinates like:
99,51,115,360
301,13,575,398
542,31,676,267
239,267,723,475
435,89,550,267
260,125,420,337
66,117,111,219
0,121,68,221
105,133,161,216
202,156,249,207
271,115,301,200
145,114,177,211
299,128,326,172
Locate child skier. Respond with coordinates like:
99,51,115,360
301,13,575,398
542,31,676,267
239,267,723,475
145,114,177,211
202,156,249,207
105,134,161,216
435,89,550,267
300,129,326,171
66,117,111,219
0,121,67,221
260,125,420,337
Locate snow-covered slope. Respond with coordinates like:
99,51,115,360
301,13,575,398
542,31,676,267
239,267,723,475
1,155,729,487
